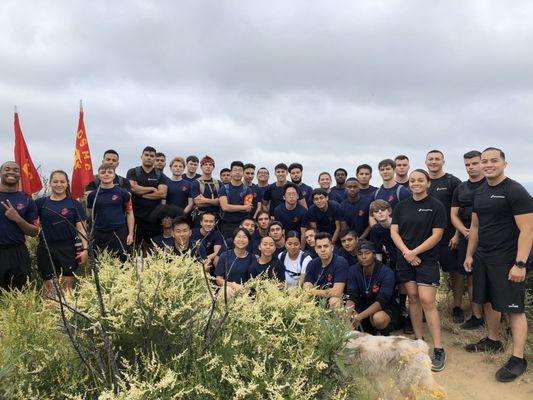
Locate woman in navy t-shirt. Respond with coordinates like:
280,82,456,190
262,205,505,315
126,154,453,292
250,236,285,282
36,170,87,295
215,227,254,297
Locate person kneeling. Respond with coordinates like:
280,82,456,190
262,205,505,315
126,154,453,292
345,240,400,336
303,232,348,308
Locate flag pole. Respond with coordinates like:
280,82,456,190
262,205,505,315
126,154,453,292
80,99,83,112
14,105,17,114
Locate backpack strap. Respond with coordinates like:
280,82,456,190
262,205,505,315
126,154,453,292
135,166,142,182
395,184,402,201
373,186,382,200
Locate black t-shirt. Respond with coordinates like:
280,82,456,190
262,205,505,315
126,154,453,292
473,178,533,262
126,166,167,220
85,175,131,192
370,224,398,269
392,195,447,262
428,173,461,243
451,178,486,227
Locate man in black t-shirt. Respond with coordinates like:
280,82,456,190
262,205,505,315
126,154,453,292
425,150,463,322
450,151,486,330
85,149,131,193
464,147,533,382
126,146,167,251
394,155,410,188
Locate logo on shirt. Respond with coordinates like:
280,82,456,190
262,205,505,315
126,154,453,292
418,208,433,212
182,186,188,192
16,203,25,211
358,210,365,216
371,284,380,294
388,195,395,202
111,194,120,201
327,274,333,283
436,187,447,191
490,195,505,199
61,208,69,216
293,217,299,223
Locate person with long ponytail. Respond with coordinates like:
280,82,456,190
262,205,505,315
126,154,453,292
35,170,87,295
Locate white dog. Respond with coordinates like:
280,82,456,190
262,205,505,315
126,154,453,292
345,331,446,399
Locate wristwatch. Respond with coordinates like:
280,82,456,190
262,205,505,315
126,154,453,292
515,261,526,269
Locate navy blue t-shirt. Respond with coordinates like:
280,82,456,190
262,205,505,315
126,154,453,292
307,201,342,235
215,250,255,284
249,258,285,282
274,203,307,232
182,173,201,182
329,187,347,203
166,179,191,209
370,224,398,269
87,187,131,231
339,197,372,237
0,191,38,246
218,183,253,223
151,234,175,249
190,178,221,214
36,196,86,243
298,183,314,207
172,239,207,259
359,185,378,202
304,254,349,289
335,247,357,266
263,182,303,214
373,183,411,210
346,261,396,311
191,228,224,256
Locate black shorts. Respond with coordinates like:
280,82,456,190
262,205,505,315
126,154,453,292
0,244,31,290
358,301,402,333
396,256,440,288
438,244,459,273
94,225,129,261
472,256,526,313
37,240,77,279
455,235,470,275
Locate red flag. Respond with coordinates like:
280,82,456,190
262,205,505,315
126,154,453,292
14,110,43,196
71,102,94,199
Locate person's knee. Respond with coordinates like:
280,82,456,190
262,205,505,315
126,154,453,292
371,312,391,329
407,292,420,305
419,295,436,310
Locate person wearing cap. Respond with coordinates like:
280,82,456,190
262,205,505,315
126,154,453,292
190,155,221,225
345,240,400,336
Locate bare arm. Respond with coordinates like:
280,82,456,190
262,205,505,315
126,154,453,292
359,225,371,240
184,197,194,215
1,201,39,237
451,207,469,237
219,196,250,213
143,184,167,200
514,213,533,264
355,301,382,321
129,180,156,195
298,198,307,209
390,224,409,254
412,228,443,256
332,220,341,244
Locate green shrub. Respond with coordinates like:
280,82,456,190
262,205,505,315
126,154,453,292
0,252,368,399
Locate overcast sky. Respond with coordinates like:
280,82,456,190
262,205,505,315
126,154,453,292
1,1,532,189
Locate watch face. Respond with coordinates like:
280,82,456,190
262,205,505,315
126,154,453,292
516,261,526,268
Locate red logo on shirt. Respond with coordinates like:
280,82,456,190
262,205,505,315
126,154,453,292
327,274,333,282
16,203,25,210
358,210,365,216
388,195,395,202
111,194,119,201
372,284,380,294
61,208,69,216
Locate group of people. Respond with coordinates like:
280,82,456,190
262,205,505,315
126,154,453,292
0,145,531,381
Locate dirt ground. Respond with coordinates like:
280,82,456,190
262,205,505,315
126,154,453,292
420,329,533,400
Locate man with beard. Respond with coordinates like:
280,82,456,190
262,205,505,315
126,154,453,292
288,162,313,208
339,177,371,239
330,168,348,203
0,161,40,290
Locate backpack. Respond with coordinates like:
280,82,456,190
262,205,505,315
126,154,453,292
219,183,250,219
280,250,311,277
93,175,125,189
374,184,404,201
197,178,220,197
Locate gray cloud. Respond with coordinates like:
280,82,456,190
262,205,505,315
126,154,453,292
1,0,532,188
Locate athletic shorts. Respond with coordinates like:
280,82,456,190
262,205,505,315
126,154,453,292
472,256,526,313
395,256,440,288
37,240,77,279
0,244,31,290
438,244,459,273
455,235,470,275
94,225,129,261
358,301,402,334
